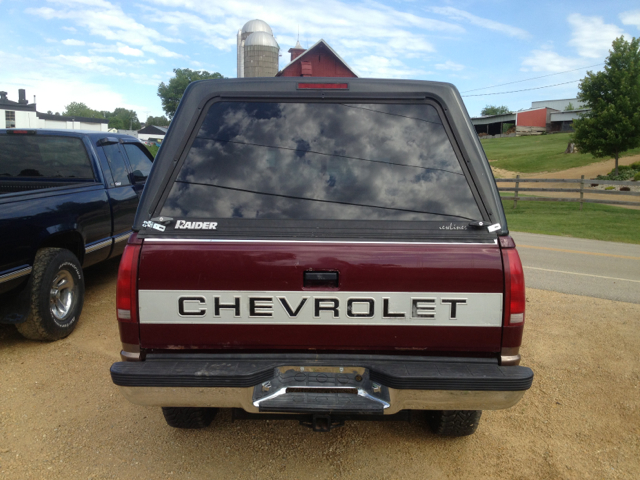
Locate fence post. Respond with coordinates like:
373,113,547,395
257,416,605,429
579,175,584,211
513,175,520,209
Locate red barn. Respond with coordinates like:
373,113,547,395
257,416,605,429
277,39,358,78
516,107,559,133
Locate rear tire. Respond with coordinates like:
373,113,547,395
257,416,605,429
161,407,218,429
426,410,482,437
16,248,84,341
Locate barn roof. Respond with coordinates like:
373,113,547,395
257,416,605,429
276,39,358,77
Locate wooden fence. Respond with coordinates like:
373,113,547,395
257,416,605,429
495,176,640,209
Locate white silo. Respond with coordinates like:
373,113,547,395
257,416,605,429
244,32,280,77
237,19,278,78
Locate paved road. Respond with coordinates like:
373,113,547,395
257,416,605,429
511,231,640,304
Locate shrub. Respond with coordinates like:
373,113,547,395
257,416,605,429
605,186,616,190
634,172,640,181
596,164,640,181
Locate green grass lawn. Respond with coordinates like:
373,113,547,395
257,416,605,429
145,144,159,157
482,133,640,173
502,197,640,244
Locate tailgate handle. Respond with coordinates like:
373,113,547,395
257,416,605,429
304,271,339,288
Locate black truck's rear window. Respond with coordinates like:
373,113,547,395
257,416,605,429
0,135,94,179
160,102,482,222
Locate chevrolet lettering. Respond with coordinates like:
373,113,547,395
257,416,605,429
110,77,533,436
147,292,491,325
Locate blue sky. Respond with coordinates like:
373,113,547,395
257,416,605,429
1,0,639,120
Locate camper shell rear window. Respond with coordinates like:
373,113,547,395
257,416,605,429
157,101,487,239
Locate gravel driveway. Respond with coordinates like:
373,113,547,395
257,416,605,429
1,257,639,479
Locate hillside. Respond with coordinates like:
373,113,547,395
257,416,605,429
481,132,640,174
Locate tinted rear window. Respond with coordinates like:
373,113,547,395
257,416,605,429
0,135,94,179
160,102,481,222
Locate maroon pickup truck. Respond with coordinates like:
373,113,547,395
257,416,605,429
110,78,532,436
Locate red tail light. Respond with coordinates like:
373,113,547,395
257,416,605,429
503,248,525,325
501,236,525,349
117,244,141,323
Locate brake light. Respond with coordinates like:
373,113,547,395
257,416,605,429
298,83,349,89
7,130,36,135
117,244,141,323
502,247,525,325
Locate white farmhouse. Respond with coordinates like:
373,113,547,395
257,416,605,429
0,89,108,131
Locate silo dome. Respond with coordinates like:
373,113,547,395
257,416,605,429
245,31,279,48
241,19,273,36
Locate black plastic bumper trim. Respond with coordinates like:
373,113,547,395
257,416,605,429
111,353,533,391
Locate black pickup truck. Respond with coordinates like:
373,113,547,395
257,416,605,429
0,129,154,340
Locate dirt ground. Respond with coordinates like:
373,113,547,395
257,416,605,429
1,258,639,479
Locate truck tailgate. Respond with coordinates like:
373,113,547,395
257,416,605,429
136,240,503,352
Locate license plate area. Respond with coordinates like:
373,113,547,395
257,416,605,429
253,366,390,414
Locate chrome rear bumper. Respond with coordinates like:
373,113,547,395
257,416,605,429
111,353,533,414
117,385,525,414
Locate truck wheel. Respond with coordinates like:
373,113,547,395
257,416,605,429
161,407,218,429
426,410,482,437
16,248,85,341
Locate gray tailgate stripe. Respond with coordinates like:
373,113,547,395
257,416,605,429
139,290,503,327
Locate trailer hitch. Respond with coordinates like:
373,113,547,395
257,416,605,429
299,414,344,432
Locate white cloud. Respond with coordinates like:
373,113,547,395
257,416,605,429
568,14,627,58
521,48,585,72
117,44,144,57
351,55,430,79
140,0,459,59
62,39,85,46
55,54,128,76
27,0,181,59
0,48,165,116
435,60,464,71
143,44,181,58
620,10,640,30
429,6,530,39
61,26,77,33
0,51,126,112
520,14,627,74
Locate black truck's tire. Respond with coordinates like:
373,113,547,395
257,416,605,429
161,407,218,429
16,248,85,341
426,410,482,437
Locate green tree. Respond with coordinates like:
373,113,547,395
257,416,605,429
573,36,640,177
158,68,224,119
109,108,141,130
564,102,575,111
62,102,103,119
108,117,125,130
145,115,170,127
481,105,511,116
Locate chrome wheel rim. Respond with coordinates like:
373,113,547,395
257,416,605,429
49,270,77,322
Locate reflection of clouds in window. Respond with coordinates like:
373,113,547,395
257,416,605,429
162,102,481,221
198,103,461,174
161,184,452,221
